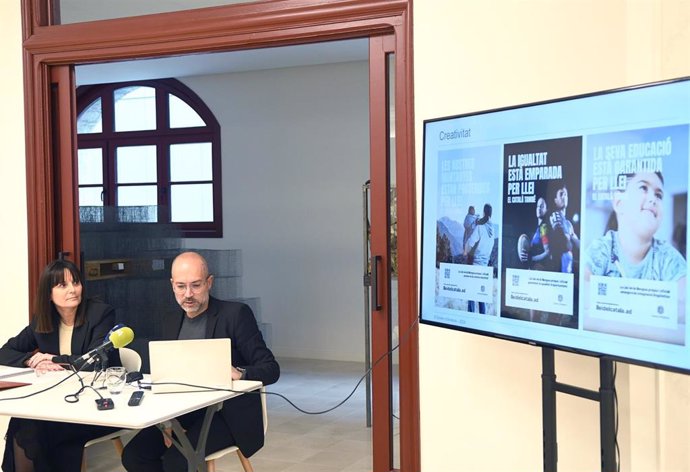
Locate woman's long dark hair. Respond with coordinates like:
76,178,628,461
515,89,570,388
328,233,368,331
34,260,87,333
477,203,492,225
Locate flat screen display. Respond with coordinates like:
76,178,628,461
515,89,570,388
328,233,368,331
420,77,690,373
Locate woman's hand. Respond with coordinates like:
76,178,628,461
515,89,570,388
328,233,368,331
34,360,64,375
27,352,64,374
27,352,54,369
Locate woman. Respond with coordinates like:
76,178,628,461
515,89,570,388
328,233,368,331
464,203,494,314
0,259,119,472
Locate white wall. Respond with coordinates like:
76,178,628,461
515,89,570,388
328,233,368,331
415,1,690,471
0,0,31,456
0,0,29,319
181,61,371,362
7,0,690,468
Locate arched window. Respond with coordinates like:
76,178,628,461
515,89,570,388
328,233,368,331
76,78,222,237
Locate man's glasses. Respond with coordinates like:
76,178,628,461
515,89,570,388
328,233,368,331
172,279,208,294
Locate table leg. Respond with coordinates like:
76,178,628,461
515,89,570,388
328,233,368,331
160,403,222,472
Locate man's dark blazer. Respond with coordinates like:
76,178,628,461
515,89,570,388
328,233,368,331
160,296,279,458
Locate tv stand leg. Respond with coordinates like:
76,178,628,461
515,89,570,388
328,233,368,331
599,359,616,472
542,348,557,472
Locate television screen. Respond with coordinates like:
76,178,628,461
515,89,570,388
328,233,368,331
420,77,690,373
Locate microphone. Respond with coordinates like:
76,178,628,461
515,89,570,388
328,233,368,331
104,323,126,343
74,326,135,367
51,355,72,365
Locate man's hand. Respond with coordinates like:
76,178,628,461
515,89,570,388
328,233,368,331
158,421,177,448
549,211,563,229
231,366,246,380
519,248,529,262
163,427,173,448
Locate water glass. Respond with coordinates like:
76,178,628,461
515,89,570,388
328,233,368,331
105,366,127,395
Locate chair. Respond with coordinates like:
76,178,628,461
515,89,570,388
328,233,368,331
205,386,267,472
118,347,143,374
82,347,142,471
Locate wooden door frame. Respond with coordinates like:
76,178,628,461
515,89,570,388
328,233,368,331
369,33,394,471
21,1,419,471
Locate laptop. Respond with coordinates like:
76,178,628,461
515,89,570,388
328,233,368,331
148,338,233,393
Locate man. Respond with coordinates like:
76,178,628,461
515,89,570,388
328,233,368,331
122,251,280,471
548,185,580,273
519,196,551,270
463,205,478,249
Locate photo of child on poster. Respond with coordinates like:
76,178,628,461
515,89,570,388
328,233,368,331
435,146,502,315
501,137,582,328
582,124,689,345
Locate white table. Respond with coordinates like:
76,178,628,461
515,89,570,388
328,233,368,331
0,369,261,471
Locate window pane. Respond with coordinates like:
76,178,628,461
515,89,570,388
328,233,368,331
79,187,103,206
114,86,156,132
78,187,104,223
78,148,103,185
117,185,158,223
117,185,157,206
117,145,157,183
169,94,206,128
171,184,213,222
77,98,102,134
170,143,212,181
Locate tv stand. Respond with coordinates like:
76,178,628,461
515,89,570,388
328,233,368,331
541,347,616,472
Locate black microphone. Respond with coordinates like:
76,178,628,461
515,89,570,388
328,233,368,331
51,354,72,365
126,371,143,383
74,326,135,367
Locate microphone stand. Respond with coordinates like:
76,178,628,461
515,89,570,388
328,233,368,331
89,351,109,388
100,351,109,371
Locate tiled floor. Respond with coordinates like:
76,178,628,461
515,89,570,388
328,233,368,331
85,358,394,471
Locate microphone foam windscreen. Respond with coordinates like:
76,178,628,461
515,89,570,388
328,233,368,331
110,327,135,348
104,323,126,343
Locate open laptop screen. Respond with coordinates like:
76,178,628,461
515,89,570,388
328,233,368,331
149,338,232,393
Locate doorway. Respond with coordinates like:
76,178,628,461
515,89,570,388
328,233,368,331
22,1,418,471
